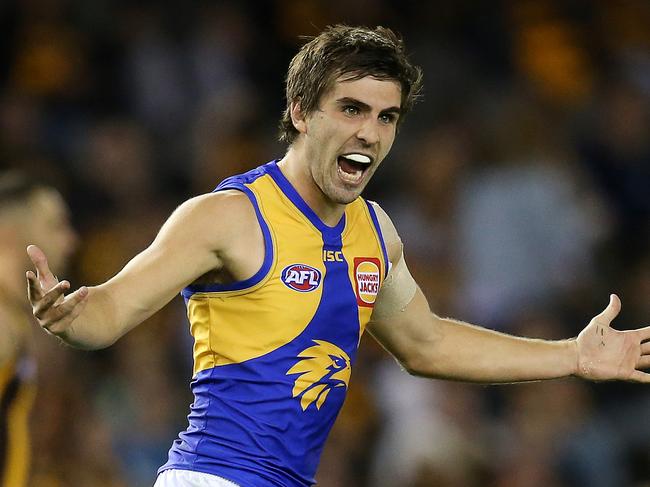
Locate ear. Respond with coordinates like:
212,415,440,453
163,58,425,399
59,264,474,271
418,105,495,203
290,99,308,135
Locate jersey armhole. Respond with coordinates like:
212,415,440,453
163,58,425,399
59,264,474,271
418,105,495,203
364,199,391,279
181,184,274,298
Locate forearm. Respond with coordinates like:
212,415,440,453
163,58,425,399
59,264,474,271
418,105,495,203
410,316,579,383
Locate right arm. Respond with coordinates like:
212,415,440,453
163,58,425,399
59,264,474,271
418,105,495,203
26,190,261,349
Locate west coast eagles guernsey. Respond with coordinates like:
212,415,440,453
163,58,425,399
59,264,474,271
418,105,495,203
160,160,389,486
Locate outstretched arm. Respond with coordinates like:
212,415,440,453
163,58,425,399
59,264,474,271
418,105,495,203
367,202,650,384
26,190,261,350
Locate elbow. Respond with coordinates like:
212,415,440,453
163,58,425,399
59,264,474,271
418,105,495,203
75,337,118,351
396,345,432,377
57,331,117,351
394,332,449,379
399,360,423,377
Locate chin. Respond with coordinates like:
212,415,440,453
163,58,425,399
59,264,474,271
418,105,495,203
330,189,362,205
320,177,365,205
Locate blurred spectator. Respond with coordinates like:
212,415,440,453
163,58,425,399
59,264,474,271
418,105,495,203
455,92,609,327
369,359,490,487
0,171,76,487
380,122,470,311
492,314,628,487
577,81,650,257
122,5,190,136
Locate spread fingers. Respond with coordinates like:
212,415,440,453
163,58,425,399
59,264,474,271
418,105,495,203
32,280,71,319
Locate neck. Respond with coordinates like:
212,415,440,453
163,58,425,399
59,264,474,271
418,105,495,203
277,149,346,227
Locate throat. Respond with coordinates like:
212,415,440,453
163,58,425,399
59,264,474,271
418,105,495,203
276,156,347,226
308,188,347,227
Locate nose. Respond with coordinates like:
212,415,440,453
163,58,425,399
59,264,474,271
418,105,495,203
355,118,380,146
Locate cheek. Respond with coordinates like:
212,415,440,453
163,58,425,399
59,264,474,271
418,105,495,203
311,113,350,141
380,128,396,155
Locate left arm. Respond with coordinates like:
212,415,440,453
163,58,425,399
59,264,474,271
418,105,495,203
367,202,650,384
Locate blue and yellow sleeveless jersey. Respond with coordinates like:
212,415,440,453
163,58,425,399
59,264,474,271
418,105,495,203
160,160,389,486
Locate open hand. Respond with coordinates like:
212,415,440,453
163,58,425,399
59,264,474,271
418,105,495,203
576,294,650,383
26,245,88,337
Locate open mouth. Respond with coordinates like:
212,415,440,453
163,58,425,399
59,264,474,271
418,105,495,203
337,153,373,185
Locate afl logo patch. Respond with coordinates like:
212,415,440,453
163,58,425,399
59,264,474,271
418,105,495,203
354,257,381,307
281,264,322,292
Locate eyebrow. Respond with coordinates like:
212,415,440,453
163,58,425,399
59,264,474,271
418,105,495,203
336,97,402,116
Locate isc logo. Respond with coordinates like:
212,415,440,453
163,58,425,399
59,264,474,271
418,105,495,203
322,250,343,262
281,264,322,292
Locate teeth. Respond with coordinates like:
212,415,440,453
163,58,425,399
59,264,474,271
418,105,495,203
342,153,371,164
337,164,363,184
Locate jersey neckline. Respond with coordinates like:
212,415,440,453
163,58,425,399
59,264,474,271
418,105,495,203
267,160,346,240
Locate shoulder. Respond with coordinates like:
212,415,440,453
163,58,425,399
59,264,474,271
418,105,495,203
367,200,403,263
179,189,253,215
159,189,261,251
174,189,256,225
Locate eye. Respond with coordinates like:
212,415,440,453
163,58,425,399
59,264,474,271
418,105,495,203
343,105,360,116
329,355,345,368
379,113,397,125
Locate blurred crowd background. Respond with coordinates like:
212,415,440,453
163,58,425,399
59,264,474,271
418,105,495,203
1,0,649,486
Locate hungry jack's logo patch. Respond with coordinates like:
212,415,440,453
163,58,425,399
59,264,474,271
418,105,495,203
354,257,381,307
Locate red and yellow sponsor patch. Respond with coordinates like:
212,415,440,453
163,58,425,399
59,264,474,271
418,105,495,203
353,257,381,307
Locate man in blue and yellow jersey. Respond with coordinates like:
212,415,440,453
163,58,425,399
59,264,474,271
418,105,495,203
0,172,77,487
26,25,650,487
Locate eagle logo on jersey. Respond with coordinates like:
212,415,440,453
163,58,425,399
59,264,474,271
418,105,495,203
286,340,351,411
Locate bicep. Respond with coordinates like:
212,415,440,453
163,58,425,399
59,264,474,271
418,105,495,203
368,255,440,371
96,192,247,331
366,201,440,369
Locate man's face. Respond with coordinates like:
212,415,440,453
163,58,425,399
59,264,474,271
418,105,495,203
25,188,77,273
298,76,402,205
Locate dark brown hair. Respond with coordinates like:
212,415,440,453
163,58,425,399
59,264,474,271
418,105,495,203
279,25,423,144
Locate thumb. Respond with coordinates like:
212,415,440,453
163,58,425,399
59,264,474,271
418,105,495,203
594,294,621,326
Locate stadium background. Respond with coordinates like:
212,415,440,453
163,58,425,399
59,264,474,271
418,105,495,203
1,0,649,485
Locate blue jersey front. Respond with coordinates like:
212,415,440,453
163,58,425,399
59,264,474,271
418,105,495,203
160,161,388,486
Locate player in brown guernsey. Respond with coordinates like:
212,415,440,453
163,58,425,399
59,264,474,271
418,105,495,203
0,172,76,487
